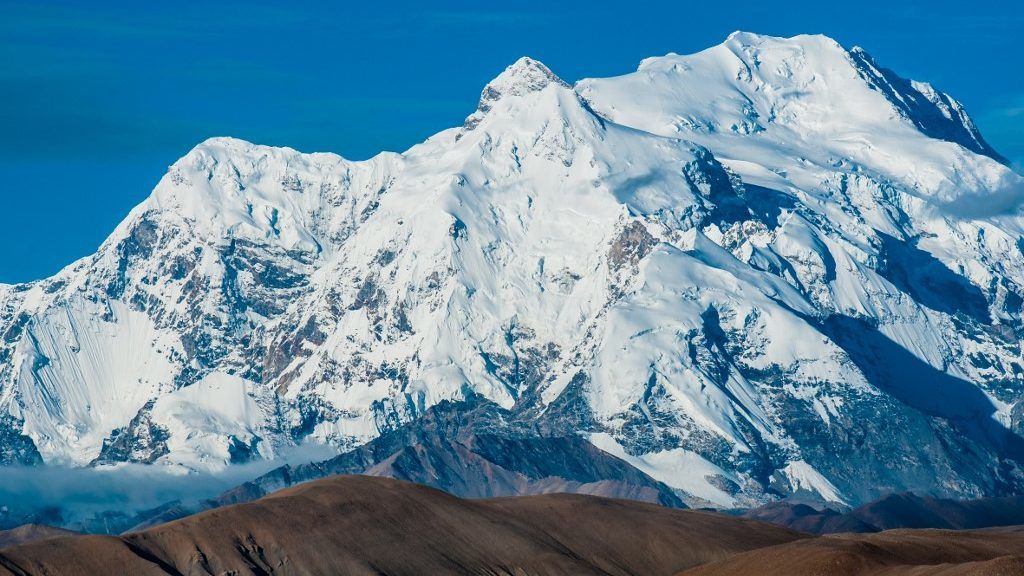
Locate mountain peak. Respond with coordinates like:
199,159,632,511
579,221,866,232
3,33,1024,512
484,56,568,99
724,30,768,45
462,57,569,132
723,30,843,50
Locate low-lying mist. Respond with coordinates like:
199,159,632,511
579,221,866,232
0,443,337,533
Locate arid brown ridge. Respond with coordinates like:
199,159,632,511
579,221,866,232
2,475,1024,575
0,475,801,575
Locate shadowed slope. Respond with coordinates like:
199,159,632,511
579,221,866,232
851,493,1024,532
0,475,804,576
745,492,1024,534
744,501,877,534
676,527,1024,576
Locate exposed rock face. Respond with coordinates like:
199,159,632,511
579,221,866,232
1,32,1024,507
212,397,685,510
91,400,170,465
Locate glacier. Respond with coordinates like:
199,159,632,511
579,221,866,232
2,32,1024,507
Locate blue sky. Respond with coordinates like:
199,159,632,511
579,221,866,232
1,0,1021,283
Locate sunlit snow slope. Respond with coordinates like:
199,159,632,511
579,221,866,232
2,32,1024,507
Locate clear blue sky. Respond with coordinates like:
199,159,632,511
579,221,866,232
1,0,1021,283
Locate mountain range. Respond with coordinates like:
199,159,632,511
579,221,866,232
2,31,1024,510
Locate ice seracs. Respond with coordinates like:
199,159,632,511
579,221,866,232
1,32,1023,507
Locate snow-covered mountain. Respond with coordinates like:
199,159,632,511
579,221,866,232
2,32,1023,507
